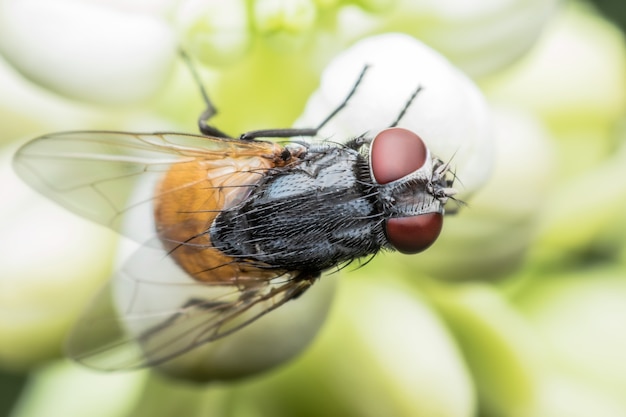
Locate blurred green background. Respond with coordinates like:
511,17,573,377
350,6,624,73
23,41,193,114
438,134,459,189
2,0,626,416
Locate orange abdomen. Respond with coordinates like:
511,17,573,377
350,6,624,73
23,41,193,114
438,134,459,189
154,141,286,285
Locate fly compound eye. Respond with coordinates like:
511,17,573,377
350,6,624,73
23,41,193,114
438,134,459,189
386,213,443,254
370,127,427,184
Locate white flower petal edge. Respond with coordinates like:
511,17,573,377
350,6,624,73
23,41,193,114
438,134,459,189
296,33,493,196
0,0,177,104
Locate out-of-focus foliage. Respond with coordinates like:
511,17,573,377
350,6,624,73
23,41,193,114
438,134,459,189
589,0,626,32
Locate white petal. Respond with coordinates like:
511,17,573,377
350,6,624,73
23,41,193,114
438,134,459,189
0,0,177,104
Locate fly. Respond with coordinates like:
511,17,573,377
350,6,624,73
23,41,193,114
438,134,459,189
13,58,457,371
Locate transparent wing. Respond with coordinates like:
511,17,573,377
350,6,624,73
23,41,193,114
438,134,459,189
66,241,318,371
15,130,315,369
13,131,280,243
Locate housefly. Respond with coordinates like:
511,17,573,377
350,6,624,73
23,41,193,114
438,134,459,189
13,63,457,371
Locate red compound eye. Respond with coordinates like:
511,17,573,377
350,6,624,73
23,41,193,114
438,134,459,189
386,213,443,254
371,127,427,184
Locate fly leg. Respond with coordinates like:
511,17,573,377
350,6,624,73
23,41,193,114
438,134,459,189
181,50,233,139
185,51,371,142
388,85,423,128
239,65,371,141
342,82,424,151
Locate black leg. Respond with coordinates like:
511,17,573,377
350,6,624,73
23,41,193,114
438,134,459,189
342,82,424,152
389,85,423,128
239,65,371,141
180,50,233,139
